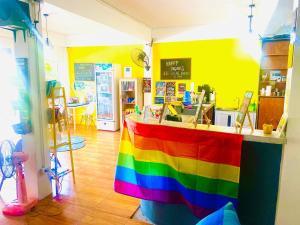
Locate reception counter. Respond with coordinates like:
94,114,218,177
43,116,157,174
115,114,286,225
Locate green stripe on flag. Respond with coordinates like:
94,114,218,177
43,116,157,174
117,152,239,199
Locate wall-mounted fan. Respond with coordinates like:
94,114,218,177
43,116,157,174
131,48,150,71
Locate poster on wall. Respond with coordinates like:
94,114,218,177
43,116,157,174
75,63,95,81
155,97,165,104
143,78,151,93
178,83,186,94
74,81,86,90
156,81,166,96
166,82,176,96
124,66,132,78
161,58,191,80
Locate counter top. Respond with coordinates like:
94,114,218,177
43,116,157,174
127,114,286,145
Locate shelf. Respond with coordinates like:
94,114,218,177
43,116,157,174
123,103,135,105
259,95,284,98
122,90,135,92
261,81,286,83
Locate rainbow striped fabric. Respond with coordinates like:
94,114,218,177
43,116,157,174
114,119,243,218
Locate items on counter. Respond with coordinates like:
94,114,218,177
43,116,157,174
147,105,163,119
248,102,257,112
198,84,213,103
263,124,273,134
125,108,135,115
183,91,192,106
135,105,142,115
190,82,195,92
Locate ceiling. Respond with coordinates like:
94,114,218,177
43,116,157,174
41,3,123,35
39,0,291,46
41,3,143,45
100,0,252,28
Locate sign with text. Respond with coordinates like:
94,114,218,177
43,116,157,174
75,63,95,81
161,58,191,80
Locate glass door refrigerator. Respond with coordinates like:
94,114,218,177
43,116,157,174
95,64,120,131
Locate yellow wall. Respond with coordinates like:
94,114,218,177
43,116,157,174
68,45,144,93
152,39,260,109
67,44,144,122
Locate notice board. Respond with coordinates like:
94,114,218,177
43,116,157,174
74,63,95,81
161,58,191,80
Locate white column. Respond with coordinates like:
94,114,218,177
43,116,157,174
13,2,51,199
275,4,300,225
144,43,153,106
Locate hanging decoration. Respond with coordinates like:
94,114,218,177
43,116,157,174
248,0,255,33
43,13,52,47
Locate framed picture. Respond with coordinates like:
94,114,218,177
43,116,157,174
156,81,166,96
154,96,165,104
166,82,176,96
74,63,95,81
143,78,151,93
178,83,186,94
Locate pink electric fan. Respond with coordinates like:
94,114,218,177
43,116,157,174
1,140,37,216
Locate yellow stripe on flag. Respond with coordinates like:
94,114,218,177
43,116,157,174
120,140,239,183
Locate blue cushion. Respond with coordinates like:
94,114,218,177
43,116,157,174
196,202,241,225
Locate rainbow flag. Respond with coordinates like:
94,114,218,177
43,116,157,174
114,119,243,218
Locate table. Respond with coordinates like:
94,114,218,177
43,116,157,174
67,103,88,130
56,136,86,152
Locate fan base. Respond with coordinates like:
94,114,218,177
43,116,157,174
2,198,38,216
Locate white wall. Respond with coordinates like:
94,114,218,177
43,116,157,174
42,31,70,96
0,29,14,50
275,4,300,225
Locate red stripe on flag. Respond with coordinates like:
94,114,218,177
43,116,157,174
125,119,243,167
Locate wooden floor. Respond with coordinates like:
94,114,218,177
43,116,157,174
0,126,150,225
